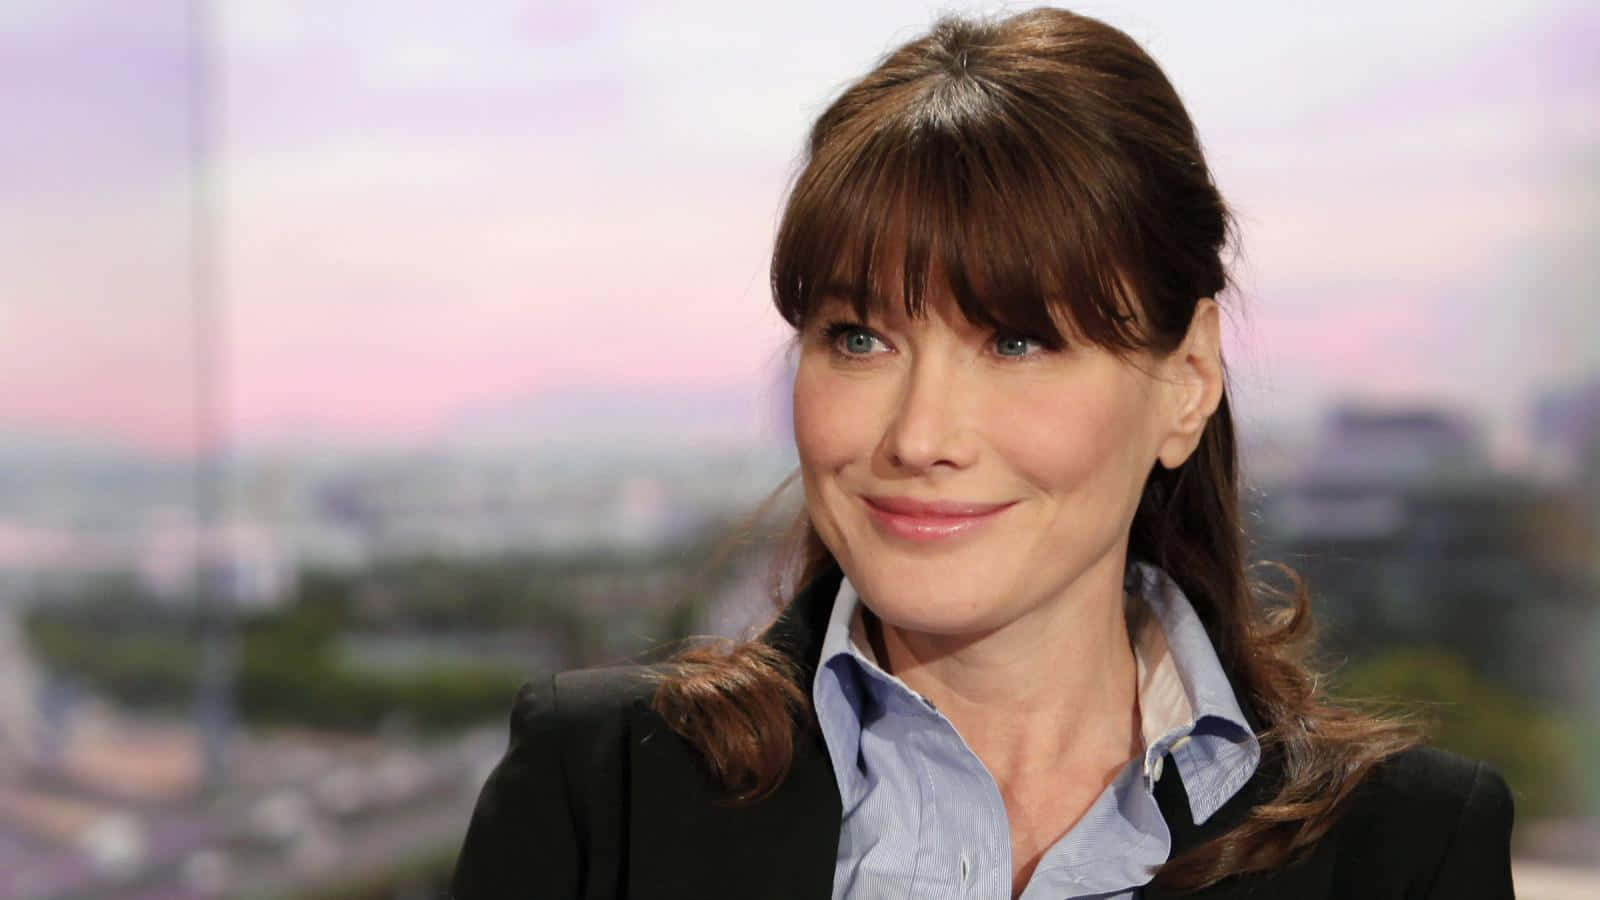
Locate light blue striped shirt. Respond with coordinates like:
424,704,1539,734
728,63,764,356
812,560,1261,899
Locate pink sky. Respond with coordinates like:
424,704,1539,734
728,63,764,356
1,1,1595,456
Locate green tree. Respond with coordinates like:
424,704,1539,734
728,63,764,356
1336,648,1581,818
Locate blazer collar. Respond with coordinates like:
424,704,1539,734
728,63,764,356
757,563,846,689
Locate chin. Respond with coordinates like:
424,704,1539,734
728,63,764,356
842,553,1021,636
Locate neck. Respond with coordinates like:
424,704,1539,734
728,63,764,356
867,551,1142,786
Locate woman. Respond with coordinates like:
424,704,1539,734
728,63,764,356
451,8,1515,899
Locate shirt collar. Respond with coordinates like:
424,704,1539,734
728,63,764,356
1125,559,1260,823
810,560,1259,825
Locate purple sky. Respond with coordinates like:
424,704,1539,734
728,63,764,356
1,1,1595,457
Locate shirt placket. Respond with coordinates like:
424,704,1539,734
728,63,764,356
912,701,1010,900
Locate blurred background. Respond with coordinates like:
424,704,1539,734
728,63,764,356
1,1,1595,897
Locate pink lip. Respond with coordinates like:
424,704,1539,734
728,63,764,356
862,495,1016,543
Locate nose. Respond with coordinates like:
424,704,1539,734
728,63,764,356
879,357,977,473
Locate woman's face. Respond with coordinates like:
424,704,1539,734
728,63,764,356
792,284,1213,639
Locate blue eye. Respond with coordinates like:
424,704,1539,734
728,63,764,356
993,334,1043,357
823,322,887,356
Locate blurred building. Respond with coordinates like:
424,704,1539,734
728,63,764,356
1530,377,1600,485
1259,401,1596,707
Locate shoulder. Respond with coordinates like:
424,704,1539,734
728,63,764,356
1331,745,1515,898
511,664,664,745
1356,744,1515,838
449,664,667,900
503,664,668,804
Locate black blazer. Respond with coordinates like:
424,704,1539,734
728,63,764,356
450,567,1516,899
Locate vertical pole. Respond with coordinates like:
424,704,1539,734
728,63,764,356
189,0,233,792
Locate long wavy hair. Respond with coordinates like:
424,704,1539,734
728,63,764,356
653,8,1417,891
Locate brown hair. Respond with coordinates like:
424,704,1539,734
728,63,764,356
653,7,1417,891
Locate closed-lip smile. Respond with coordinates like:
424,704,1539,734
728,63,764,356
861,495,1016,542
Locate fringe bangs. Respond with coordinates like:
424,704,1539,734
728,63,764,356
771,69,1151,354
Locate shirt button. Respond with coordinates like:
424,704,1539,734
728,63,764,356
1170,735,1192,752
1150,755,1166,781
959,853,971,883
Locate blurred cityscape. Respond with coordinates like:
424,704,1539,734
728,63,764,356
0,376,1595,898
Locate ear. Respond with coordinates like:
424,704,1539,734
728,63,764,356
1156,299,1224,470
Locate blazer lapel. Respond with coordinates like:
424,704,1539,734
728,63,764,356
1140,675,1333,900
626,567,845,899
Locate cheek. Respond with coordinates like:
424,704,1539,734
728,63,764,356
989,375,1152,498
792,359,881,561
792,360,866,472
